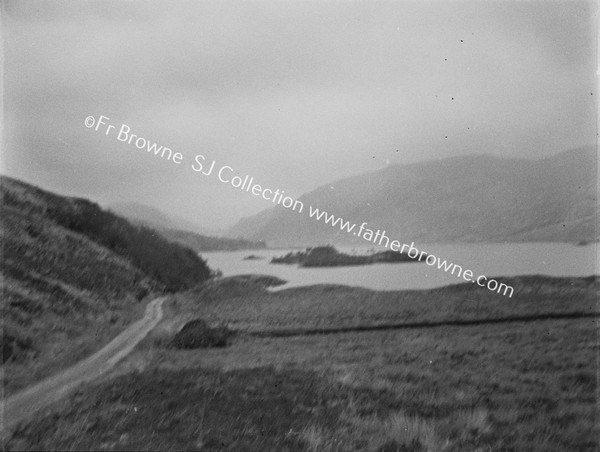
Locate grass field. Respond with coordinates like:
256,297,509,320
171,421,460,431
156,273,598,332
6,275,599,451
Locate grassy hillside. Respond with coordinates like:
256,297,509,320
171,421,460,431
0,176,212,394
8,276,597,451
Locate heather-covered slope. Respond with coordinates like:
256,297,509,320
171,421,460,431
0,176,211,393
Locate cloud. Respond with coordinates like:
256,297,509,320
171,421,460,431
2,0,596,228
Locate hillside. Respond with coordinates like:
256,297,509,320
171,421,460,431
109,202,265,251
0,176,212,394
229,147,598,246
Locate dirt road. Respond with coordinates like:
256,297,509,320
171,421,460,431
2,296,166,433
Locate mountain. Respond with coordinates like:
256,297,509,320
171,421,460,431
108,202,220,236
108,202,265,251
0,176,212,393
229,147,598,246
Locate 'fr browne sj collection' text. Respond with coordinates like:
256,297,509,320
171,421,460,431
84,115,304,210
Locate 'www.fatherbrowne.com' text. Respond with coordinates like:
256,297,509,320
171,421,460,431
307,206,514,298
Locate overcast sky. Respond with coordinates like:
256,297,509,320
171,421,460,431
2,0,597,230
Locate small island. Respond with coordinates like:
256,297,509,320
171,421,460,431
243,254,265,260
271,245,426,267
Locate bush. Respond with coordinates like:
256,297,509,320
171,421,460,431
135,287,149,302
172,319,232,349
2,330,35,363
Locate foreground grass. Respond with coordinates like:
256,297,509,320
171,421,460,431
7,276,599,451
9,319,596,451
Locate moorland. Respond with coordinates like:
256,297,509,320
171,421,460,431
7,273,598,451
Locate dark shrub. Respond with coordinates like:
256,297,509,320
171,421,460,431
173,319,232,349
2,331,35,363
135,286,149,302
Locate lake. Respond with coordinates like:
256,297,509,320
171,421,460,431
201,243,598,292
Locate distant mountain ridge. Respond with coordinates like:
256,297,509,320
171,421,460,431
109,202,265,251
229,147,598,245
108,202,219,236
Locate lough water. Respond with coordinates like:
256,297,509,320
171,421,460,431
201,243,598,292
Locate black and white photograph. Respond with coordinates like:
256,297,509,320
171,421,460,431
1,0,598,450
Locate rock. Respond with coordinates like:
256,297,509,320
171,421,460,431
172,319,231,349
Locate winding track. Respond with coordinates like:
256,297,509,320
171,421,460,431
2,296,166,434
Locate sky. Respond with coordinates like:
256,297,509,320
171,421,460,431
2,0,597,230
